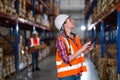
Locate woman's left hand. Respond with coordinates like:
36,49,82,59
83,44,93,55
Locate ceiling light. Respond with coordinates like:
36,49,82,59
81,25,86,31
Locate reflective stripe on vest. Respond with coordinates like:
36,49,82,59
58,62,82,73
30,38,40,47
63,37,74,54
56,36,87,78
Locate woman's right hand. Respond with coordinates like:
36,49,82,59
70,41,93,61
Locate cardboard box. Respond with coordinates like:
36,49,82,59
108,59,117,66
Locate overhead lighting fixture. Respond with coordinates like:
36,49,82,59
81,25,86,31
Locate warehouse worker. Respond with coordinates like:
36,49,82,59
55,14,93,80
30,30,41,72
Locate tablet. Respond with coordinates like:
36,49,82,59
91,36,97,44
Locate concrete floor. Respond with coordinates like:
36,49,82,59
81,54,100,80
7,53,100,80
6,53,57,80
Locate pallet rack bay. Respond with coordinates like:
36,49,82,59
0,0,59,79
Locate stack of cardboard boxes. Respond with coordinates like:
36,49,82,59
18,0,26,18
0,0,16,15
0,35,30,79
34,14,42,24
108,59,117,80
91,0,119,23
3,55,15,78
98,58,109,80
96,0,102,19
91,44,117,80
26,10,34,22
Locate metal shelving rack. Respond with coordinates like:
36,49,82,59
86,0,120,79
0,0,57,78
117,3,120,78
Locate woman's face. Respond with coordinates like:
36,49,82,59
64,18,75,29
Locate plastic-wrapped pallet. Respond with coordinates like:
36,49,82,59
42,14,50,27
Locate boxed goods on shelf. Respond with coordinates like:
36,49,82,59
49,16,54,28
106,44,117,58
91,0,119,22
107,58,117,80
98,58,108,77
96,1,101,17
34,14,42,24
0,0,16,15
98,58,117,80
34,0,39,7
98,0,108,17
0,48,3,58
108,0,115,7
26,10,34,22
24,46,32,65
108,59,116,66
54,7,59,15
18,0,26,18
91,45,101,68
3,56,11,77
9,56,15,74
42,14,50,27
92,6,98,22
108,66,117,80
39,5,43,13
0,34,32,79
91,44,117,80
0,1,4,12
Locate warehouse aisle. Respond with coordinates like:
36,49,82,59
28,53,57,80
6,53,57,80
81,54,100,80
7,53,100,80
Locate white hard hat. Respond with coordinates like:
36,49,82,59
32,30,38,34
54,14,71,31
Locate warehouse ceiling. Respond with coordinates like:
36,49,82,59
59,0,86,39
59,0,85,26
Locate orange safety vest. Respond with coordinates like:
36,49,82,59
30,37,40,47
56,36,87,78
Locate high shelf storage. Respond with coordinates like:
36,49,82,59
85,0,120,80
0,0,59,79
